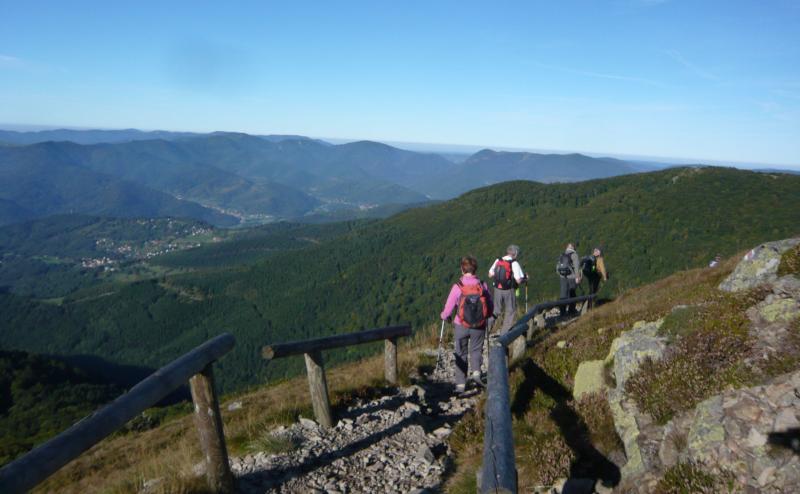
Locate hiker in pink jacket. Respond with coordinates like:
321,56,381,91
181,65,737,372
441,256,493,392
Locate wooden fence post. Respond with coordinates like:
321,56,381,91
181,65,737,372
304,351,334,428
385,337,398,384
189,364,235,494
510,335,526,364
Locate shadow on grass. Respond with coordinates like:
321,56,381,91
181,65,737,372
511,359,621,488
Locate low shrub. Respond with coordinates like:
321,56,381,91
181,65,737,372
777,244,800,276
655,462,736,493
625,290,764,423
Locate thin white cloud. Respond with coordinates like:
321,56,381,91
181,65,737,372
664,49,718,81
529,61,669,89
0,54,21,67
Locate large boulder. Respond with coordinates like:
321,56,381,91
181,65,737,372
719,238,800,292
607,319,666,388
684,370,800,492
604,319,668,482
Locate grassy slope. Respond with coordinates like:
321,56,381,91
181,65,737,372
1,167,799,394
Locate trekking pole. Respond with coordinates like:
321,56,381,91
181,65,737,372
434,319,446,373
525,284,528,313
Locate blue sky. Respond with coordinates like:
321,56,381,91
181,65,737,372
1,0,799,166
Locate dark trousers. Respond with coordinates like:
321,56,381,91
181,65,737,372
588,275,601,308
559,277,577,314
453,324,485,385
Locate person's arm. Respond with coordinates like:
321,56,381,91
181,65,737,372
483,282,494,316
572,253,581,282
597,257,608,280
440,284,460,320
513,261,526,284
488,259,498,278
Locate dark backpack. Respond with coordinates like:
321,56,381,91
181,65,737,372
457,281,490,329
493,258,517,290
581,255,597,277
557,253,573,277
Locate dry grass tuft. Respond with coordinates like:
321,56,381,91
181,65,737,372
654,461,736,494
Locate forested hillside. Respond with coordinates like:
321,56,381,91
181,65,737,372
0,349,120,466
1,167,798,393
0,130,659,227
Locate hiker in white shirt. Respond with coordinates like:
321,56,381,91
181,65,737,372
487,244,528,334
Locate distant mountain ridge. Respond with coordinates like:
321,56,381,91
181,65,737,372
0,128,662,227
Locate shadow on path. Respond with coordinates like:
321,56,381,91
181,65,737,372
511,359,621,488
769,428,800,455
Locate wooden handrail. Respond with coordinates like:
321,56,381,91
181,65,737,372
262,325,412,360
262,325,412,427
0,333,236,494
480,295,595,494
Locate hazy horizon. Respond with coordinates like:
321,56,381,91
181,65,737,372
1,122,798,172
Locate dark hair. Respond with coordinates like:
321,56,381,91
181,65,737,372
460,255,478,274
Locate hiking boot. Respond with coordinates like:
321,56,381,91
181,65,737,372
454,383,466,394
469,371,487,388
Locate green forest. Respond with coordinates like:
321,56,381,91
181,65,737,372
0,350,120,466
1,167,799,395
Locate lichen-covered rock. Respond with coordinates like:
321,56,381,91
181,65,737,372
608,389,647,479
758,297,800,324
683,370,800,492
719,238,800,292
573,360,606,400
604,319,667,483
608,319,666,388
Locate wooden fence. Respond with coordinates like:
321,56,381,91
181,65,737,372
0,333,236,494
262,325,412,428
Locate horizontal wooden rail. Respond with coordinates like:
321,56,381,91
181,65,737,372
262,325,412,360
481,295,595,494
0,333,236,494
262,325,412,427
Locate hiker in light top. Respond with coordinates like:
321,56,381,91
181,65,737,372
441,256,493,393
557,243,581,315
488,244,527,334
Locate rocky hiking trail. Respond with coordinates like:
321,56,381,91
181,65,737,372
230,349,484,494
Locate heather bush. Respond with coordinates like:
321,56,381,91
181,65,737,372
777,244,800,276
625,290,764,423
655,462,736,493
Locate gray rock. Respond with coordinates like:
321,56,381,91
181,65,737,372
299,417,318,428
415,444,435,464
719,238,800,292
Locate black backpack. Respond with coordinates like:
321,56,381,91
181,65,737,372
581,255,596,277
557,253,573,277
493,258,517,290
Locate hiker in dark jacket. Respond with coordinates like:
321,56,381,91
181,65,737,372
441,255,493,392
582,247,608,307
487,244,527,334
557,243,581,315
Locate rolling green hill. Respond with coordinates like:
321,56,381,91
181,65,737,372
1,167,798,393
0,145,237,227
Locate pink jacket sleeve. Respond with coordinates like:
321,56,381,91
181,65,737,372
441,284,461,320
